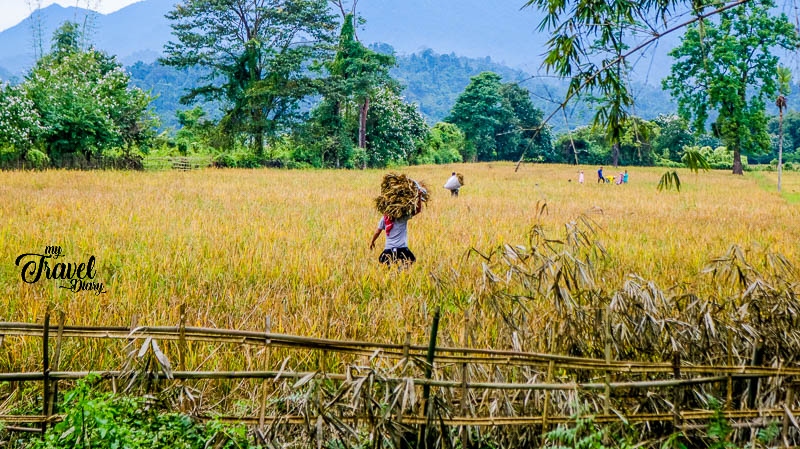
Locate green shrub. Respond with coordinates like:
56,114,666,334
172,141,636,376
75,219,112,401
236,152,262,168
212,153,236,168
24,149,50,170
28,376,261,449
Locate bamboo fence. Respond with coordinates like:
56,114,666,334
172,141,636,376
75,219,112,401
0,307,798,447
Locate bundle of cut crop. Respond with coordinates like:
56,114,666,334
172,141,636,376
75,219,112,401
444,172,464,190
374,173,429,219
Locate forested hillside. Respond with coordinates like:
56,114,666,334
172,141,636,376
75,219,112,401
127,47,677,133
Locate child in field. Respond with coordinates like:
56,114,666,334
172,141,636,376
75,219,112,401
597,167,606,183
370,195,424,266
623,170,629,184
578,170,584,184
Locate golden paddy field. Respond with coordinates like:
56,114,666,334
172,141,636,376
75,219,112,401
1,163,799,371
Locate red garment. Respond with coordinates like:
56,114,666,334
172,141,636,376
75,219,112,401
383,215,394,236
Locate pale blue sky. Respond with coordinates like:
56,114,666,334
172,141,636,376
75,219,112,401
0,0,140,32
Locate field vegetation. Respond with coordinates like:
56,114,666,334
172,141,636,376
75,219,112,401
1,163,799,365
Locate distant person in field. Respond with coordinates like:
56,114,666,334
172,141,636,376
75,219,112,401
597,167,606,183
623,170,629,184
616,172,624,185
578,170,585,184
444,172,461,197
370,195,424,266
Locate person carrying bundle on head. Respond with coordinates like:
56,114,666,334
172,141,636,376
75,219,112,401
444,172,463,197
370,173,429,267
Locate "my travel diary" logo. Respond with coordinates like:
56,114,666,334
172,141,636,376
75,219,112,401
15,245,107,295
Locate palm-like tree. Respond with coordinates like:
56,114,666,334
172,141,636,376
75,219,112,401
776,66,791,192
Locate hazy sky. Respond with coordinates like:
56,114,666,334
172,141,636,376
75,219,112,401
0,0,141,32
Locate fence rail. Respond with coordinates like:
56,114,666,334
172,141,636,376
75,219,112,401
1,310,799,447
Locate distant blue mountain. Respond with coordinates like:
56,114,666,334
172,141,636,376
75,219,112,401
0,0,680,83
0,0,172,76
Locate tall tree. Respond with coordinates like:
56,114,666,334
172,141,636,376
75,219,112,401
446,72,513,162
447,72,550,162
776,66,791,192
662,0,798,174
328,13,394,167
162,0,336,157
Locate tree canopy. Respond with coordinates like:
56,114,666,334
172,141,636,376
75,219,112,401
446,72,551,162
663,0,798,174
162,0,337,156
20,22,154,163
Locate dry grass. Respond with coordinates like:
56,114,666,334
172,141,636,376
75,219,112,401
1,163,799,372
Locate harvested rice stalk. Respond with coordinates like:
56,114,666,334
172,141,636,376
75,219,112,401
456,173,464,186
375,173,429,219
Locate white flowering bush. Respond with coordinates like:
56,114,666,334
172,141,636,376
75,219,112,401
365,86,428,167
15,23,155,164
0,83,45,150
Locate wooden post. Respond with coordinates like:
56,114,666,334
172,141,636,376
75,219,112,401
782,383,795,448
747,339,764,409
672,351,682,431
258,315,272,429
178,304,186,372
178,304,187,411
726,329,733,410
604,308,612,417
41,311,50,437
460,311,470,449
418,307,441,449
47,312,65,417
542,328,556,437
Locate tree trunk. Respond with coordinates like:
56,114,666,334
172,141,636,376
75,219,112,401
612,142,620,168
732,148,744,175
778,107,784,191
359,97,369,169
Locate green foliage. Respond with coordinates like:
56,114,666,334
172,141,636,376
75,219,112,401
22,22,155,163
705,397,736,449
652,114,694,162
28,376,261,449
24,149,50,170
657,171,681,192
163,0,337,156
212,152,237,168
302,13,401,168
663,0,798,174
0,83,45,150
681,147,711,173
364,87,428,167
417,122,465,164
543,407,614,449
174,106,217,154
446,71,551,162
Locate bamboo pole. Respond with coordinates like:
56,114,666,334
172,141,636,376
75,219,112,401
726,329,733,410
259,315,272,429
47,312,65,417
542,327,556,437
178,305,187,412
3,322,800,377
418,306,441,449
0,371,760,390
41,311,50,437
672,351,682,430
783,385,795,447
460,311,471,449
604,308,612,416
